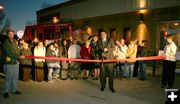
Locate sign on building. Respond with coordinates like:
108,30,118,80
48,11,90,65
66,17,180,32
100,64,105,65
17,30,24,38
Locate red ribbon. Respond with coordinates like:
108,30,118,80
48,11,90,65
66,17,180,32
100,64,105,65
25,56,165,63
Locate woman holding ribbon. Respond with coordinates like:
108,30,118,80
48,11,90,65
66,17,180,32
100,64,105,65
162,35,177,89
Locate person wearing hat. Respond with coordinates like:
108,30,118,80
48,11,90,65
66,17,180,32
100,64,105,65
162,35,177,89
2,30,25,98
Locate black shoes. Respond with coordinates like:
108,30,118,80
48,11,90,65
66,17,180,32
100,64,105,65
110,88,116,93
74,77,78,80
161,85,173,89
167,86,172,89
61,78,67,80
12,91,22,95
3,91,22,98
3,93,9,98
161,85,165,89
100,87,115,93
100,88,105,91
92,77,99,80
83,77,88,79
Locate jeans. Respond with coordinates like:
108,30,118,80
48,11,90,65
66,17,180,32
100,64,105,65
3,62,19,93
115,62,127,77
120,62,127,77
47,62,60,80
124,62,134,78
114,63,120,77
138,61,147,80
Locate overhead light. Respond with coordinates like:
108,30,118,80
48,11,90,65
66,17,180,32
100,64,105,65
174,23,179,26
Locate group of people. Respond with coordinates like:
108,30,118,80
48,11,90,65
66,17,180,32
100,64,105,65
1,29,177,98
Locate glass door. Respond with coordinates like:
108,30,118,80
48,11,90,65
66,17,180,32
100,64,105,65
158,21,180,73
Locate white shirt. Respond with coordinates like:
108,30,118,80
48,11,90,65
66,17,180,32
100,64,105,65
68,44,81,59
102,39,106,42
119,44,128,59
54,48,59,57
164,41,177,61
34,46,46,62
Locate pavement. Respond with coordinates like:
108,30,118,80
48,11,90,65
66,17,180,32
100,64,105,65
0,72,179,104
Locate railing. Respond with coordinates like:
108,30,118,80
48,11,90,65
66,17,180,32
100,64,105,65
26,20,36,26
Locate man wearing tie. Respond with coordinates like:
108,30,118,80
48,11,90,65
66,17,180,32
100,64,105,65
97,31,115,92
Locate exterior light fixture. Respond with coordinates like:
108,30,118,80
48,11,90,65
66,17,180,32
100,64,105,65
139,9,147,14
139,13,144,22
52,16,59,23
0,3,4,11
138,0,147,22
139,0,147,9
0,5,3,9
174,23,179,26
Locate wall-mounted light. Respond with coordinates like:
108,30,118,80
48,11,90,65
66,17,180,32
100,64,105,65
174,23,179,26
139,13,144,22
0,3,4,11
139,9,147,14
52,16,59,23
139,0,147,9
0,5,3,9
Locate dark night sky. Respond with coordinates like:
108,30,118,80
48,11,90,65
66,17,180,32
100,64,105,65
0,0,68,33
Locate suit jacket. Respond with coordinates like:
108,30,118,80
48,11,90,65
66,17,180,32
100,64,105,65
97,38,115,60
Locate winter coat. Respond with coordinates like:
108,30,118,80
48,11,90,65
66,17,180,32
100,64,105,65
20,48,32,66
2,39,20,64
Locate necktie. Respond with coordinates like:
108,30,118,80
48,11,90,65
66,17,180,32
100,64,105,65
103,40,106,47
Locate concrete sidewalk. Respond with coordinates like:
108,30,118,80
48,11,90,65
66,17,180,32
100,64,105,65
0,74,179,104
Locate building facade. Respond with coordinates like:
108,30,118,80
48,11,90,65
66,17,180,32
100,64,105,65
36,0,180,52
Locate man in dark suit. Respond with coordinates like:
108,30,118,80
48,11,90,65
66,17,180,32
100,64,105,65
97,31,115,92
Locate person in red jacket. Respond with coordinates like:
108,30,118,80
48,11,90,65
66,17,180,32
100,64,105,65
80,40,92,79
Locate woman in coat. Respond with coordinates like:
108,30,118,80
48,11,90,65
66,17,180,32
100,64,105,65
20,43,32,81
80,40,92,79
34,41,46,82
125,40,137,79
162,35,177,89
60,39,69,80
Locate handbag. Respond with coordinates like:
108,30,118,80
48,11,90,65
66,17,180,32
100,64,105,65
35,62,44,68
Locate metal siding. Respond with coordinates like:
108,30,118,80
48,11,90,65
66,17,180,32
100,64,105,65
38,0,180,21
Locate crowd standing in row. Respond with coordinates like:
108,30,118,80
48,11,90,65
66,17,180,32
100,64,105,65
1,29,177,98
